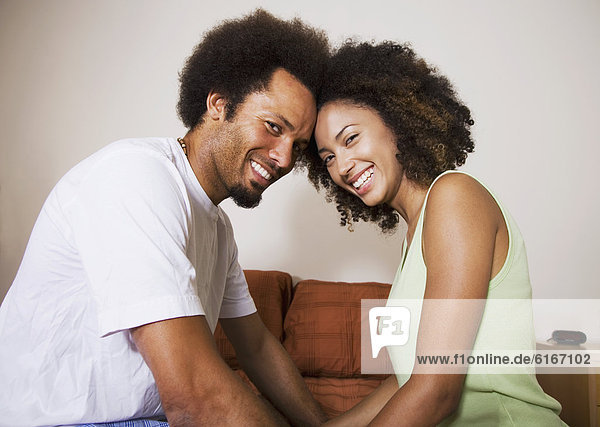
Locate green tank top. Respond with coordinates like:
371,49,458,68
386,171,564,426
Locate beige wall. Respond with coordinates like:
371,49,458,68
2,0,599,308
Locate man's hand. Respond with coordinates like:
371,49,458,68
131,315,287,426
221,313,327,426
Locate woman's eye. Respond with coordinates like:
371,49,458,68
345,134,357,146
266,121,282,134
322,154,334,166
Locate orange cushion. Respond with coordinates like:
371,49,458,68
214,270,292,368
304,377,387,418
283,280,391,378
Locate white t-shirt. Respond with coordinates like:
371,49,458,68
0,137,257,426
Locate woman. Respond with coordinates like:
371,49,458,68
301,41,564,426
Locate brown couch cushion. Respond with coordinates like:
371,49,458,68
283,280,391,378
214,270,292,368
304,376,387,418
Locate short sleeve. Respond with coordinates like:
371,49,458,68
218,216,256,319
67,149,204,336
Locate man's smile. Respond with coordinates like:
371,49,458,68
250,159,273,181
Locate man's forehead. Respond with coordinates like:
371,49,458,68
265,69,313,101
253,77,316,127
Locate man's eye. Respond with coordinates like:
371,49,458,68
293,143,308,153
266,121,281,134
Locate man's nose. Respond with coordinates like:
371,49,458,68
268,139,294,171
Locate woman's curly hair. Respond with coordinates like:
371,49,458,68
298,40,475,233
177,9,329,128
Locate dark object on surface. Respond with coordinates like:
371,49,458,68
550,330,587,345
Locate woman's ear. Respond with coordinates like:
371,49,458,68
206,91,227,121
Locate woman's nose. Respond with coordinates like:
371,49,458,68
337,155,355,177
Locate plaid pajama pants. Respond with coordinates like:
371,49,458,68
78,419,168,427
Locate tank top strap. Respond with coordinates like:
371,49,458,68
410,170,459,254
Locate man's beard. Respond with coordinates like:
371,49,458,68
229,182,262,209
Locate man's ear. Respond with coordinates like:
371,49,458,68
206,91,227,121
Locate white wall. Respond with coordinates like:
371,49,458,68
2,0,599,309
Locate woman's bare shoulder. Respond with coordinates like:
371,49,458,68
426,172,499,218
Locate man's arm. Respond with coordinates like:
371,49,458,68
131,315,287,426
220,313,328,426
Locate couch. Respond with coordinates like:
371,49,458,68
213,269,392,418
213,270,580,423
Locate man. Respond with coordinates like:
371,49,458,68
0,10,329,426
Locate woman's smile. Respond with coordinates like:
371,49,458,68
348,166,374,193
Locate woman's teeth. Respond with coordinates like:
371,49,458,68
353,168,373,189
251,160,272,180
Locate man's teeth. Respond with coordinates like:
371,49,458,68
352,168,373,189
250,160,272,180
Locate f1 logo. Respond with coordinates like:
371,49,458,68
369,306,410,358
